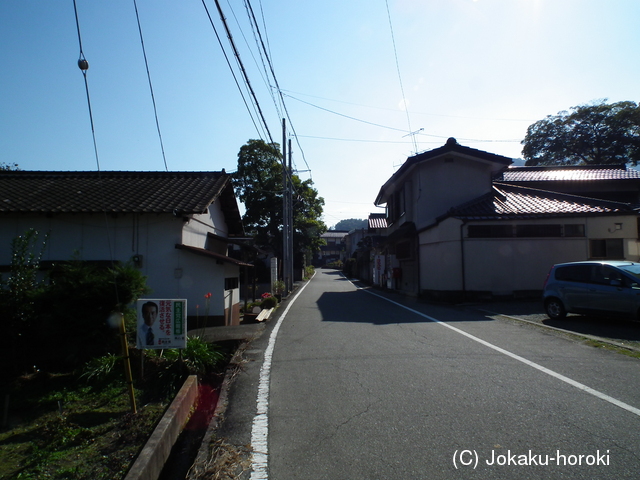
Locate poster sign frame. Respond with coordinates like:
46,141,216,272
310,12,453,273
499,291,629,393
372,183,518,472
136,299,187,350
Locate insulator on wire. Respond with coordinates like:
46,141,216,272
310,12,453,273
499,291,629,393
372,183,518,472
78,58,89,71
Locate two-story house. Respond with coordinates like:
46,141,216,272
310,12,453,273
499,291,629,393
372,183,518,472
374,138,640,300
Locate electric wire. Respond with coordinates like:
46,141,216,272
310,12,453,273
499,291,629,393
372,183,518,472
212,0,275,144
244,0,312,177
132,0,169,171
72,0,101,173
72,0,120,301
224,0,283,121
200,0,267,142
385,0,418,153
283,93,410,133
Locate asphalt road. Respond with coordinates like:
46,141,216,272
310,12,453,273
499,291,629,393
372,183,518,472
219,270,640,480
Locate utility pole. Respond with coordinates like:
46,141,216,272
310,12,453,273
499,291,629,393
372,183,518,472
282,119,291,294
287,138,294,292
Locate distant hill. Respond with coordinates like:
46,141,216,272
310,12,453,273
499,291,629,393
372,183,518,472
331,218,367,231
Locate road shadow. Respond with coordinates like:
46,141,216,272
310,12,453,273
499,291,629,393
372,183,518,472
316,288,492,325
543,315,640,343
475,299,640,344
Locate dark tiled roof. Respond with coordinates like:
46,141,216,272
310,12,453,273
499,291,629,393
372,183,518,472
0,170,231,214
500,164,640,183
447,183,633,220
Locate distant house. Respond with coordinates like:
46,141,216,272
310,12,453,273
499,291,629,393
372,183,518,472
314,230,349,266
0,170,252,326
374,138,640,300
345,213,388,284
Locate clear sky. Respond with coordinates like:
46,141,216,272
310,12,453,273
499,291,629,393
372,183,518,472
1,0,638,228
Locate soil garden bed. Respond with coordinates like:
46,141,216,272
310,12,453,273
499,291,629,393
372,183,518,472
0,341,236,480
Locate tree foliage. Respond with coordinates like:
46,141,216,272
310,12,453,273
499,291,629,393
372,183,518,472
0,231,151,377
333,218,367,231
234,139,327,261
522,100,640,166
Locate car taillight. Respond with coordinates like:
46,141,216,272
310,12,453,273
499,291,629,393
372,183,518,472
543,268,552,289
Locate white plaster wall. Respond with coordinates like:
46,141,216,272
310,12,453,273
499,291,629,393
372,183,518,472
0,212,239,318
181,204,229,251
414,157,496,229
419,215,640,295
419,218,463,291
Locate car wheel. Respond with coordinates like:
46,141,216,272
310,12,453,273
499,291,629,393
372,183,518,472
545,298,566,319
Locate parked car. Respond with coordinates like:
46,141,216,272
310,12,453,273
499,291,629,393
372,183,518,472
542,261,640,320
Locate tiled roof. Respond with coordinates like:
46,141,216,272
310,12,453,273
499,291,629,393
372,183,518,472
368,213,387,229
0,170,231,214
322,231,349,238
500,165,640,183
447,183,633,220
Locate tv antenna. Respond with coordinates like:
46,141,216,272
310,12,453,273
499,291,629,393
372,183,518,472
403,128,424,154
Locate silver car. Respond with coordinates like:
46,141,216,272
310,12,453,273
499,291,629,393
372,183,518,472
542,260,640,320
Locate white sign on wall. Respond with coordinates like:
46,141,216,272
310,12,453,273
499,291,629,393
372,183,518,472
136,299,187,349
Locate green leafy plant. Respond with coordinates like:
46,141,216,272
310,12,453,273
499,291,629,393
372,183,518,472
80,354,120,383
156,336,226,376
260,295,278,309
272,280,286,295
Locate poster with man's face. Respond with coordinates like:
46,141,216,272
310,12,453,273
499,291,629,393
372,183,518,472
136,299,187,349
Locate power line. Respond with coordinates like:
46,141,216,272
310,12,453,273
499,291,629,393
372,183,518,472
385,0,418,153
199,0,267,142
283,93,410,133
280,88,536,122
132,0,169,171
244,0,312,177
211,0,275,144
72,0,101,173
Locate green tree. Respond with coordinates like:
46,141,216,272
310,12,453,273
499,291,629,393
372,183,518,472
234,139,327,262
522,100,640,166
333,218,367,231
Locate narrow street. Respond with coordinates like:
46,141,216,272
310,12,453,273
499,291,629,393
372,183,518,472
221,270,640,480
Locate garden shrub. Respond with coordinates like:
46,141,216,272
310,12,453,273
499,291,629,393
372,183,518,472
260,295,278,309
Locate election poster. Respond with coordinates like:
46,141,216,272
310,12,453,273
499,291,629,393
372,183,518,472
136,299,187,349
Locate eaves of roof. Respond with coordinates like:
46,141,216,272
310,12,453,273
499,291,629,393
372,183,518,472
175,244,253,267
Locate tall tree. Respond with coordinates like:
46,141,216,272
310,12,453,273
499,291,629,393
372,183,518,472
234,139,326,262
522,100,640,166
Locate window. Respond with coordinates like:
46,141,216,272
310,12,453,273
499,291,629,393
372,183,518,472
564,224,585,237
555,265,592,282
468,225,513,238
225,277,239,290
590,239,624,259
468,223,586,239
516,224,562,237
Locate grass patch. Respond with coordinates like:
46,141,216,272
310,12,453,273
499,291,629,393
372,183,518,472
0,339,236,480
584,339,640,359
0,371,170,480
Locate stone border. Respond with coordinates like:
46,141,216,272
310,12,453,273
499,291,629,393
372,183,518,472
125,375,199,480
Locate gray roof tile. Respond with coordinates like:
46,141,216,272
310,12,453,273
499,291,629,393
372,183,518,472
448,183,633,220
500,165,640,183
0,170,230,214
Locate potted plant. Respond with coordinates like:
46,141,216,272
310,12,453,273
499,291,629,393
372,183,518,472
272,280,286,301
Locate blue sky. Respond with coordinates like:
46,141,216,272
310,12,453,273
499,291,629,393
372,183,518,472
1,0,638,227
